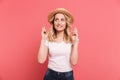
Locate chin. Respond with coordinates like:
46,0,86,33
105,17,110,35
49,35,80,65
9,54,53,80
56,29,64,32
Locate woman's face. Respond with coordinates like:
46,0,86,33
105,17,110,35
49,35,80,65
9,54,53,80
54,13,67,32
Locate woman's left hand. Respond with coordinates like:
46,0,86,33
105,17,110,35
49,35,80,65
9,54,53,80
71,27,79,45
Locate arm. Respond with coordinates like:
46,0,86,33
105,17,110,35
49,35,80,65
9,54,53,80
38,39,48,64
70,27,79,65
70,40,79,65
38,26,48,64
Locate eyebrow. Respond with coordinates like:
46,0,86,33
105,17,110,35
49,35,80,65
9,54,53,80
54,17,65,20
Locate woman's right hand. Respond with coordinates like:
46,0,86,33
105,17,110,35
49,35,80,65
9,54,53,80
41,26,48,40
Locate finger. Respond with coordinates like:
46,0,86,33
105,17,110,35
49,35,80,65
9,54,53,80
74,27,77,32
42,26,46,30
72,30,76,35
72,32,78,37
42,26,47,33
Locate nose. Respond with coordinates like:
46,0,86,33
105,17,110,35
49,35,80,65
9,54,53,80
57,20,62,25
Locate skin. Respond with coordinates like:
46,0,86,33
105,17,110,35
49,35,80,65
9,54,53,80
38,13,79,65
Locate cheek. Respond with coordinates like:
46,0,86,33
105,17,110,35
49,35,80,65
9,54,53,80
63,22,67,28
54,22,57,26
61,22,66,26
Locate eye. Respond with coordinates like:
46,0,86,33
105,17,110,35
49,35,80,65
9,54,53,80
61,19,65,21
54,18,58,21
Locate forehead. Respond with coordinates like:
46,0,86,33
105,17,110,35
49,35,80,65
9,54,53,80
54,13,65,19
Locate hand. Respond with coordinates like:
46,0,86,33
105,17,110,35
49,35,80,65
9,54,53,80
71,27,79,45
41,26,48,40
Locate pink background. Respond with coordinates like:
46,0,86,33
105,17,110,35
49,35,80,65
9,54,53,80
0,0,120,80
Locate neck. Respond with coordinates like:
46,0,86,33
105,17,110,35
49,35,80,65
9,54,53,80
56,31,64,39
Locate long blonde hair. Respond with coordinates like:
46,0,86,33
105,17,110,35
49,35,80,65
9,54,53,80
47,13,72,43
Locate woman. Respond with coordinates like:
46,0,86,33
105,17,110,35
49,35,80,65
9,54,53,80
38,8,79,80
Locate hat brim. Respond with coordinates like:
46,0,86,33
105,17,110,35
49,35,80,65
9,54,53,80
48,8,74,24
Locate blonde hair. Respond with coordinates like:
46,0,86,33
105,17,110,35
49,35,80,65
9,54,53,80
47,13,72,43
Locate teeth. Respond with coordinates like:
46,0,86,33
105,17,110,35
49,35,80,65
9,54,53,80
57,26,61,27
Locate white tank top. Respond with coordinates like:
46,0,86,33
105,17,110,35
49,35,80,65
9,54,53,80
44,39,73,72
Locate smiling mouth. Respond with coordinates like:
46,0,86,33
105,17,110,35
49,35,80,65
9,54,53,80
57,25,62,28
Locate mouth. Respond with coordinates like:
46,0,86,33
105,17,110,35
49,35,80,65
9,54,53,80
57,25,62,28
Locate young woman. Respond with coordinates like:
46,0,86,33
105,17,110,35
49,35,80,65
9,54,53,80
38,8,79,80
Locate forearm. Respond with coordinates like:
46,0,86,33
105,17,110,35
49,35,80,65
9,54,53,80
70,42,79,65
38,39,48,63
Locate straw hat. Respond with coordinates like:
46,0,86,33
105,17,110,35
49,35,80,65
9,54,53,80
48,8,74,24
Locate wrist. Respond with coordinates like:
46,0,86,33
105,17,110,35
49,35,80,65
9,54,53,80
40,38,46,44
41,37,47,41
72,39,79,45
